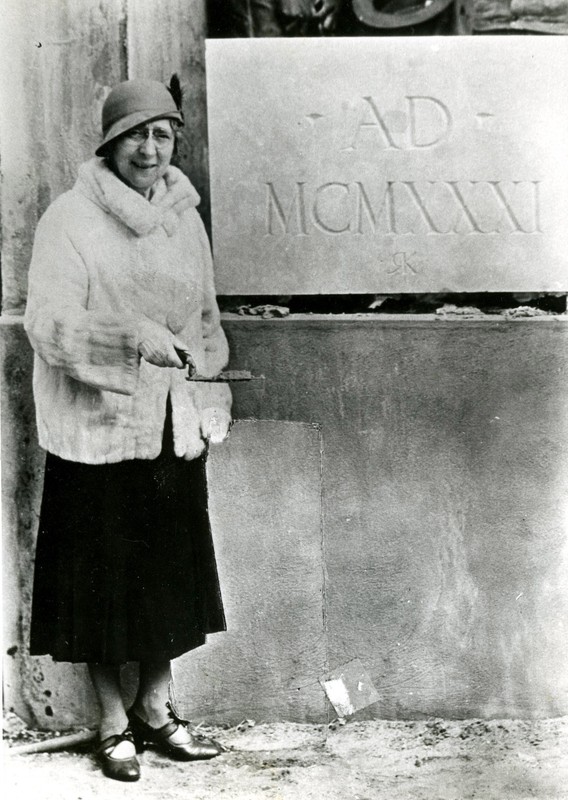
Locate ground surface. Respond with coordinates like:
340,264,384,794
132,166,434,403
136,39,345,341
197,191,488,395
4,716,568,800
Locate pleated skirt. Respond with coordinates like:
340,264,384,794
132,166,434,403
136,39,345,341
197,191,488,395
29,403,226,664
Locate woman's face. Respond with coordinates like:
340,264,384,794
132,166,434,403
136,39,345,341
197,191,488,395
109,118,175,195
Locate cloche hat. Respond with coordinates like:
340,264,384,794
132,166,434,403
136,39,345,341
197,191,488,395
95,77,184,157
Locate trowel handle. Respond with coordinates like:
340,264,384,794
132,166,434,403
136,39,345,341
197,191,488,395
174,346,197,377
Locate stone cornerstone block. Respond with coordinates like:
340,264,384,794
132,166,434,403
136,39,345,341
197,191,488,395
206,37,568,294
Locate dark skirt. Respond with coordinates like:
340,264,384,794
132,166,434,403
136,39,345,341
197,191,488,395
29,403,226,664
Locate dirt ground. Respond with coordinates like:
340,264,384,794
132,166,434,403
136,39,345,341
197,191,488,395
4,716,568,800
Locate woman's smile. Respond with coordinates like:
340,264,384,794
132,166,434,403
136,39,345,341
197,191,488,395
110,119,175,195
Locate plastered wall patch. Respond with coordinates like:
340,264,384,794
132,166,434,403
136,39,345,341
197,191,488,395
320,659,380,718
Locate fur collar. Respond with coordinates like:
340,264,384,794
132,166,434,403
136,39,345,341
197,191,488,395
75,158,200,237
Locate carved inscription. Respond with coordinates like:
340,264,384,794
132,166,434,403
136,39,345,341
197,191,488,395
261,92,546,247
387,252,421,275
343,95,453,151
265,180,542,237
208,39,568,293
262,94,544,243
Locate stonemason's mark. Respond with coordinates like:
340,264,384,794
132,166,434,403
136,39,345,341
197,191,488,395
386,252,422,275
265,180,542,237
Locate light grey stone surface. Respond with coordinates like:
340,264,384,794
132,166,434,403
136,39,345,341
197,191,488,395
224,314,568,719
207,37,568,295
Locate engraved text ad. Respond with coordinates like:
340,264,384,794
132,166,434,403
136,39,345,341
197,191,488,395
342,96,453,151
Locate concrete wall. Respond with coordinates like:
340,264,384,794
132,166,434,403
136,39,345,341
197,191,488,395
221,315,568,721
173,419,328,724
3,316,568,727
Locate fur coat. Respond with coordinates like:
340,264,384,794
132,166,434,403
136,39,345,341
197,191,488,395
24,157,231,464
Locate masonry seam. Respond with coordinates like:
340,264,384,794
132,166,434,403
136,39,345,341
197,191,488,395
317,423,331,727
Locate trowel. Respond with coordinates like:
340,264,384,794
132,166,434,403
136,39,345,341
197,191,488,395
174,346,261,383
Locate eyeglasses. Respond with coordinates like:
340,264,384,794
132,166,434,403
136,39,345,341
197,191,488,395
123,126,175,148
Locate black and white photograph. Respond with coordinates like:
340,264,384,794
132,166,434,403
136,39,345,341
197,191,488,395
1,1,568,798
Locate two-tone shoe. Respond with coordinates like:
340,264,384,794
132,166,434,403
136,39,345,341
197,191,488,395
128,702,222,761
96,726,140,781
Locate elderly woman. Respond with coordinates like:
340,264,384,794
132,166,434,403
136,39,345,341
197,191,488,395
24,78,232,782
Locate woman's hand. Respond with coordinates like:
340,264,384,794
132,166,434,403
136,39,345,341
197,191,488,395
138,318,192,369
200,408,232,445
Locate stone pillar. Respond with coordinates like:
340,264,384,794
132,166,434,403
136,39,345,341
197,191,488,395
0,0,125,314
